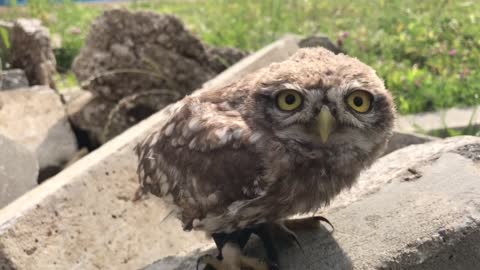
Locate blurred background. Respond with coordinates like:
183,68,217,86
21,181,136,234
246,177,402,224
0,0,479,185
1,0,479,116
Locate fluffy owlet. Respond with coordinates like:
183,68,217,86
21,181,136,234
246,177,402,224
136,47,396,269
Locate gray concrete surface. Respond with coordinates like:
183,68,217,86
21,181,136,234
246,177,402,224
396,105,480,134
0,103,210,270
0,86,78,178
0,69,29,90
144,137,480,270
202,34,301,90
0,134,39,208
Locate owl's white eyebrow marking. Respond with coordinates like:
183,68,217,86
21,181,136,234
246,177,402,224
280,82,303,91
258,81,304,96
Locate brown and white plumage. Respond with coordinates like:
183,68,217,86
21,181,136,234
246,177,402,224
136,47,396,268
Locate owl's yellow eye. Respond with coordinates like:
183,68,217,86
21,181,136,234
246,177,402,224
346,90,373,113
276,90,303,111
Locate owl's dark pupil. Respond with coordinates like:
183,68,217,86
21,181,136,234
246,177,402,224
353,96,363,107
285,94,296,105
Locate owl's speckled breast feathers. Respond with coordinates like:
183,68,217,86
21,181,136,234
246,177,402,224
136,47,396,234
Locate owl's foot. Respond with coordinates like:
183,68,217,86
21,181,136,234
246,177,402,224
197,243,278,270
264,216,334,252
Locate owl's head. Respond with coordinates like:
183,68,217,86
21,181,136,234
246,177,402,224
245,48,396,157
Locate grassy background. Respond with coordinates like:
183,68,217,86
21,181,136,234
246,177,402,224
1,0,479,115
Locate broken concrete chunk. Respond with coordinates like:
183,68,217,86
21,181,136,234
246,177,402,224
0,134,39,208
9,19,56,89
0,86,78,181
204,45,249,73
0,69,29,90
202,34,301,90
299,35,344,54
73,9,215,101
0,103,209,270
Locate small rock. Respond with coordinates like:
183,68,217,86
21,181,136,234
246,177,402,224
101,89,182,142
0,86,78,181
9,19,56,89
73,9,216,101
67,91,115,148
0,134,39,208
205,45,249,73
299,35,344,54
0,69,29,90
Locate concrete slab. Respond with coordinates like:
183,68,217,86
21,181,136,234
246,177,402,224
0,103,209,270
0,134,38,208
0,86,78,178
396,106,480,133
202,34,301,90
145,136,480,270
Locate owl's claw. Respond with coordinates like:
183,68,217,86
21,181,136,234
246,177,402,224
283,215,334,232
197,243,275,270
312,215,335,231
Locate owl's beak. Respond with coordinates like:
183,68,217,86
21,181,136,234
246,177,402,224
316,106,336,143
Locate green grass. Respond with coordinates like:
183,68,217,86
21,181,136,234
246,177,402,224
1,0,480,115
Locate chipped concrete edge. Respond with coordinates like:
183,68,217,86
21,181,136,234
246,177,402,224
0,103,171,230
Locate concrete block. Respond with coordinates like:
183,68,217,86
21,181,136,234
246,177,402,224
0,103,209,270
202,34,301,90
0,86,78,179
0,134,38,208
144,136,480,269
0,69,29,90
396,106,480,133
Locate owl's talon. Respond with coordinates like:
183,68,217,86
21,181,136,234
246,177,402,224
273,222,304,252
284,216,334,231
312,215,335,231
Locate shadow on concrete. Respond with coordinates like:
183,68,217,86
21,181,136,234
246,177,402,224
36,117,79,183
143,224,353,270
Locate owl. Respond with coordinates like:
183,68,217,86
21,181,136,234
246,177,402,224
136,47,396,270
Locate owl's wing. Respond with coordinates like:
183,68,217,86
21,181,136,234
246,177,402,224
135,98,266,228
